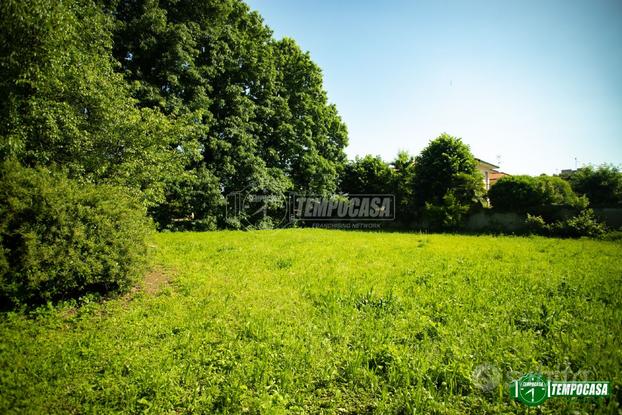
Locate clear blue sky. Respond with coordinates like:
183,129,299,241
246,0,622,175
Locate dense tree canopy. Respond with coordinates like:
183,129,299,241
412,134,485,208
339,155,394,195
106,0,348,226
411,134,485,228
390,151,417,221
0,0,349,228
568,165,622,206
338,152,417,222
0,0,195,207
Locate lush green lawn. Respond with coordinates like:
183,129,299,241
1,230,621,414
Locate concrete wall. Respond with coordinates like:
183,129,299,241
464,208,622,233
464,211,526,232
593,208,622,230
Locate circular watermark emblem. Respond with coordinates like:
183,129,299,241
472,364,503,394
515,373,548,406
226,185,290,230
240,191,288,229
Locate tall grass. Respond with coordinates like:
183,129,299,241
1,230,620,413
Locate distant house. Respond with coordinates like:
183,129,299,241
488,170,509,187
475,158,509,190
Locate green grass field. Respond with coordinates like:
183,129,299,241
1,230,621,414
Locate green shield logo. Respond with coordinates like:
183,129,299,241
510,373,548,406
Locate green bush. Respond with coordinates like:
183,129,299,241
489,175,586,212
423,191,471,230
488,176,542,211
524,209,606,238
537,176,587,208
0,162,152,308
601,230,622,241
549,209,606,238
525,213,547,234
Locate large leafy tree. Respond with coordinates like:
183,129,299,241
1,0,349,227
412,133,485,228
108,0,274,225
338,152,417,223
108,0,348,226
269,38,348,195
0,0,194,206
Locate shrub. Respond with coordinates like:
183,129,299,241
549,209,606,238
488,176,542,211
0,161,152,308
422,191,471,230
601,230,622,241
525,213,547,234
150,166,223,231
537,176,587,208
489,175,586,212
524,209,606,238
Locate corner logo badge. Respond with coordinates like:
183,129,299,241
510,373,610,406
